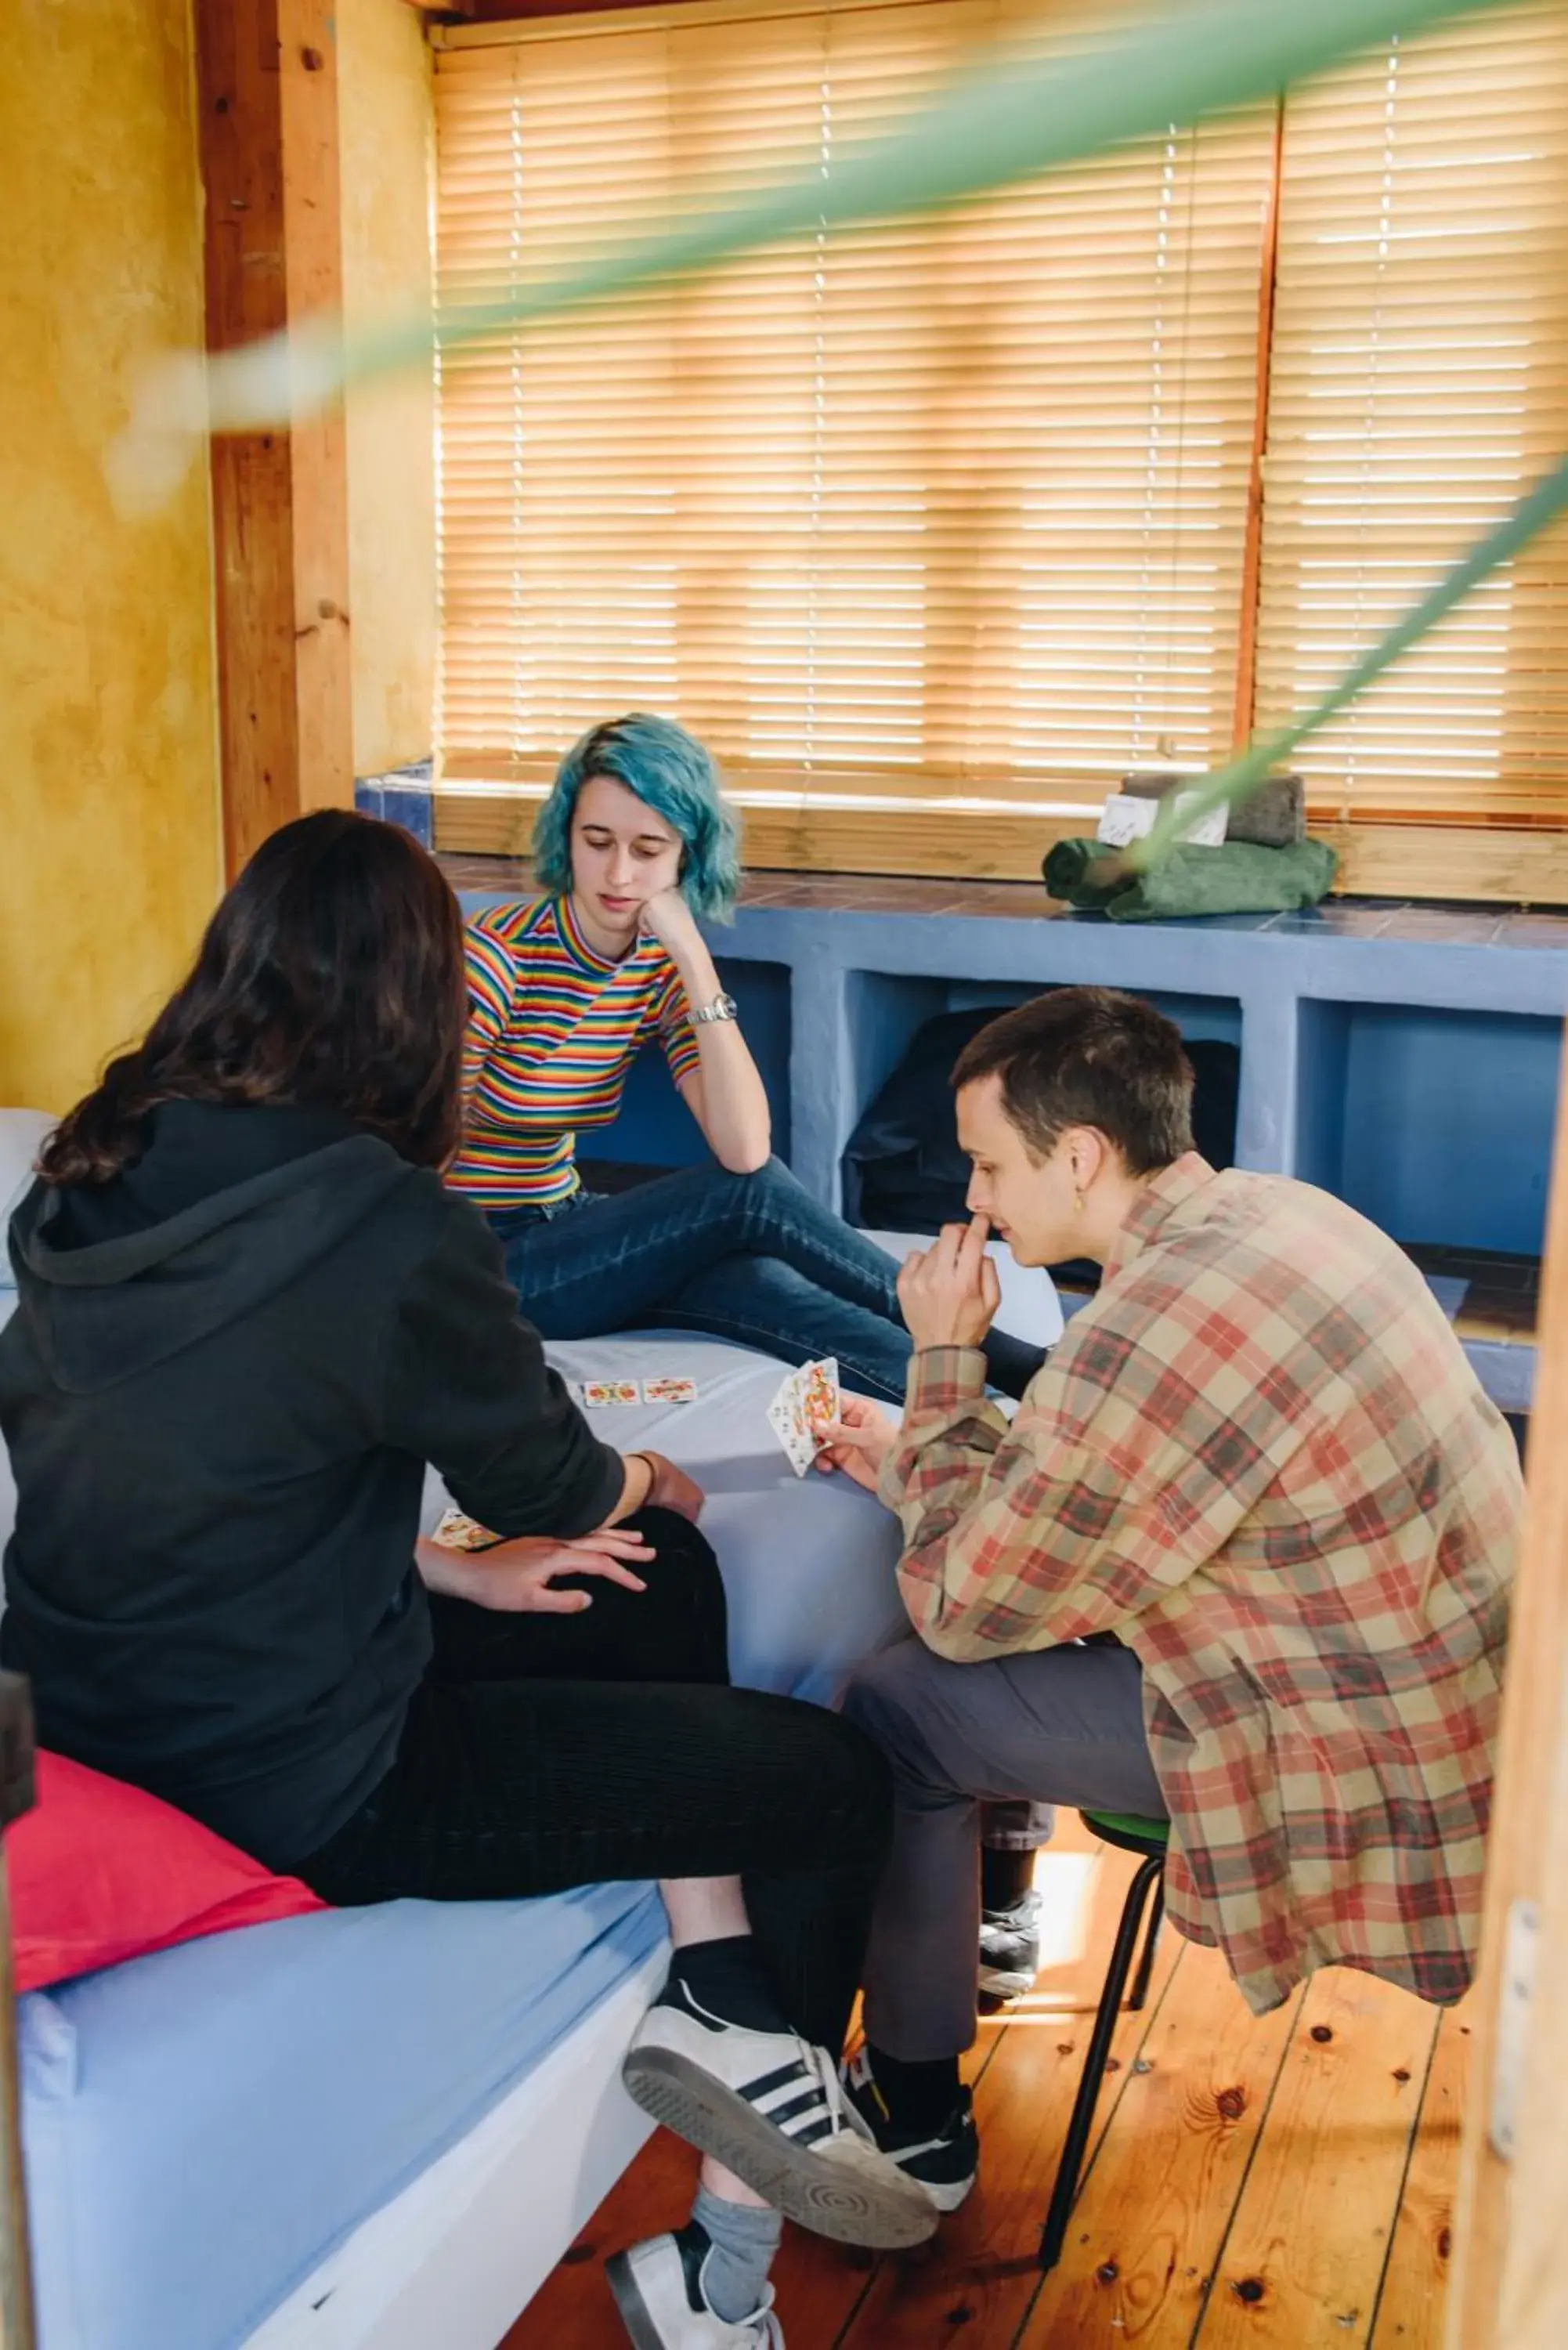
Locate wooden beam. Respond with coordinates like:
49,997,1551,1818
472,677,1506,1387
1447,1047,1568,2350
195,0,353,878
1319,822,1568,906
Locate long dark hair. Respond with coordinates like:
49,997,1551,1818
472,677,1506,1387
42,812,468,1187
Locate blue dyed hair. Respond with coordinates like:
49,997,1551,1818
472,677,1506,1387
533,714,742,923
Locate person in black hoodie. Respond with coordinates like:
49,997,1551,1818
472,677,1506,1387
0,812,933,2350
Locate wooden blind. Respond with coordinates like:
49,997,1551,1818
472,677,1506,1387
434,0,1278,873
1253,2,1568,831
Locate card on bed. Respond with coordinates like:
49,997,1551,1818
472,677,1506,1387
642,1375,699,1404
767,1357,840,1477
582,1379,642,1408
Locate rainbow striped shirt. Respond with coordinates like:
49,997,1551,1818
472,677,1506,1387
450,895,702,1213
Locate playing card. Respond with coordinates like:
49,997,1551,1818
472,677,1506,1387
799,1358,840,1444
431,1506,503,1553
767,1376,815,1476
767,1358,840,1477
642,1376,698,1404
582,1380,642,1408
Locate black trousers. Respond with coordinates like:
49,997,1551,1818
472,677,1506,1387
297,1511,893,2054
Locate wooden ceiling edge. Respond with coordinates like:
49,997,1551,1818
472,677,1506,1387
439,0,673,20
415,0,664,23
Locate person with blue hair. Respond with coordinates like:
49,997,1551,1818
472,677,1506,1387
450,712,1042,1402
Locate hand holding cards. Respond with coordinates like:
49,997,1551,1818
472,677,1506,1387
767,1357,841,1477
810,1390,898,1494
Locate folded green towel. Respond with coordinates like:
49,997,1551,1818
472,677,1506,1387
1042,836,1338,923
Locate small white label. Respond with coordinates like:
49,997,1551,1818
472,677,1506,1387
1096,791,1227,850
1488,1896,1540,2160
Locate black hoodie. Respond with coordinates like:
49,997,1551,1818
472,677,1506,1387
0,1102,623,1867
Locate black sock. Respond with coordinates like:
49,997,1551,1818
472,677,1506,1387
981,1845,1035,1916
865,2044,963,2135
666,1936,793,2036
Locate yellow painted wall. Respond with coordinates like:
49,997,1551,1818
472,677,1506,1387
0,1,221,1115
338,0,439,779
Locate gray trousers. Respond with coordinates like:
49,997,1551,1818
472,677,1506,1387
841,1636,1166,2063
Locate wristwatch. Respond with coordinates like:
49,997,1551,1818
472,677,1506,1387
692,991,739,1025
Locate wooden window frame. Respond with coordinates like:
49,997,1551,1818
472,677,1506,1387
198,0,356,877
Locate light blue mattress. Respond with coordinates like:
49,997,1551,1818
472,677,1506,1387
20,1333,909,2350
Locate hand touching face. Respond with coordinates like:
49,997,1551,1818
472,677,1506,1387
896,1217,1002,1350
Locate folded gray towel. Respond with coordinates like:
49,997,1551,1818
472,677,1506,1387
1120,770,1306,849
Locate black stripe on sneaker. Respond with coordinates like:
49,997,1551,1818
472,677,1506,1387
764,2085,832,2128
744,2061,810,2102
789,2113,838,2148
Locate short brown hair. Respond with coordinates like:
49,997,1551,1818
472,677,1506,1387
42,811,468,1187
951,987,1194,1176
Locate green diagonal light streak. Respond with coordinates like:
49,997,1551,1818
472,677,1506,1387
193,0,1515,429
1138,450,1568,864
122,0,1559,874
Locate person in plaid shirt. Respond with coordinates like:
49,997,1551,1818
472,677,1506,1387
826,986,1521,2211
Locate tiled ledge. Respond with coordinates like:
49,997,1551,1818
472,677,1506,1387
439,857,1568,949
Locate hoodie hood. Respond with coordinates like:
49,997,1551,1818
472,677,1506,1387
7,1108,414,1395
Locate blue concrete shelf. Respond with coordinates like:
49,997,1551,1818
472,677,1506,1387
455,868,1566,1413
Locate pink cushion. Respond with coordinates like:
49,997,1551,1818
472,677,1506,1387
8,1752,328,1992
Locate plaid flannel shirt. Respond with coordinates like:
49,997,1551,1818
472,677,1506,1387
879,1155,1520,2015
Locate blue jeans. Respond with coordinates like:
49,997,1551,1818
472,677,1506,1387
487,1158,1042,1405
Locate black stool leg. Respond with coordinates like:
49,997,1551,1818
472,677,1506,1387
1038,1853,1163,2272
1127,1875,1165,2014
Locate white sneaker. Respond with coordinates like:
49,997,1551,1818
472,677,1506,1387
840,2046,980,2213
621,1983,938,2249
607,2231,783,2349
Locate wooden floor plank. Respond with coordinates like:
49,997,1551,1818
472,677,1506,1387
1191,1967,1440,2348
835,1844,1186,2349
1367,2003,1473,2348
1013,1944,1302,2350
506,1820,1125,2349
505,1827,1469,2350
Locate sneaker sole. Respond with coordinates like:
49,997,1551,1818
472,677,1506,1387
605,2251,664,2350
622,2047,938,2250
